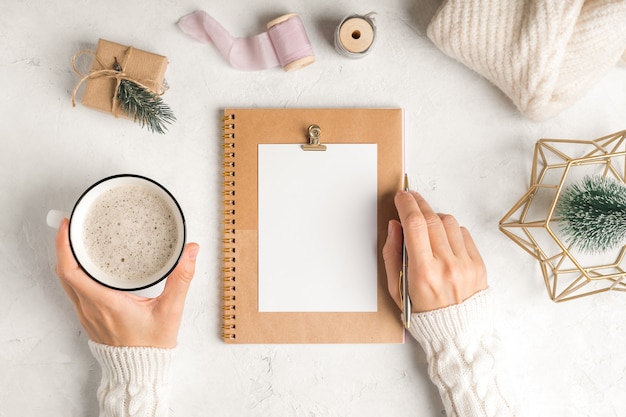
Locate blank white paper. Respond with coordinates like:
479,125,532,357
258,144,378,312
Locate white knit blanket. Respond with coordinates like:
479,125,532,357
427,0,626,120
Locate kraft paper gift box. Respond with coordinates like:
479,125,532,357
78,39,169,118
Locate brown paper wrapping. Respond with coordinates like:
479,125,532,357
80,39,168,117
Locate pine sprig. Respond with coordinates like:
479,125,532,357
113,58,176,134
556,175,626,253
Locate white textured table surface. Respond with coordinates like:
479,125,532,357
2,0,626,416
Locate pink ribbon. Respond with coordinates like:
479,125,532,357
178,11,315,72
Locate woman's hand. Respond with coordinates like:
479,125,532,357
55,218,199,348
383,191,487,313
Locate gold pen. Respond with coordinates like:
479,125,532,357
401,173,411,329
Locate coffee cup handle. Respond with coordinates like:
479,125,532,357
47,210,70,229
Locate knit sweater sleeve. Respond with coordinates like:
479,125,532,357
408,290,517,417
88,340,176,417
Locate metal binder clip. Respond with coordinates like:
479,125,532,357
302,124,327,151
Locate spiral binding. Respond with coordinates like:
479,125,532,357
222,113,237,340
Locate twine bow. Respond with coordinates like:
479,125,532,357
70,47,166,117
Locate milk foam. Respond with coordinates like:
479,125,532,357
82,185,179,281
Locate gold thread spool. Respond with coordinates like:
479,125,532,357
335,13,376,58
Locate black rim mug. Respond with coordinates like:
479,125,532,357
47,174,187,291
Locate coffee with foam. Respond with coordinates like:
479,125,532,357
47,174,186,290
82,185,180,282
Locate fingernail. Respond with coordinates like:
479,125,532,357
387,221,394,237
187,244,199,260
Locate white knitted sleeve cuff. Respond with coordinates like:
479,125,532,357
407,289,519,416
408,289,490,345
88,340,176,417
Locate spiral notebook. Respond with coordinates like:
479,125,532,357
221,108,404,343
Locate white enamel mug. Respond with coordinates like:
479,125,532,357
47,174,186,291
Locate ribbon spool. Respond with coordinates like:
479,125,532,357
178,11,315,72
334,13,377,58
267,13,315,71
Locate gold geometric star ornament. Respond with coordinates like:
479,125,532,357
499,130,626,302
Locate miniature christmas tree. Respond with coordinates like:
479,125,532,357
556,175,626,253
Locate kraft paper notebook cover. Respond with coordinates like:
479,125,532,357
221,108,404,344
